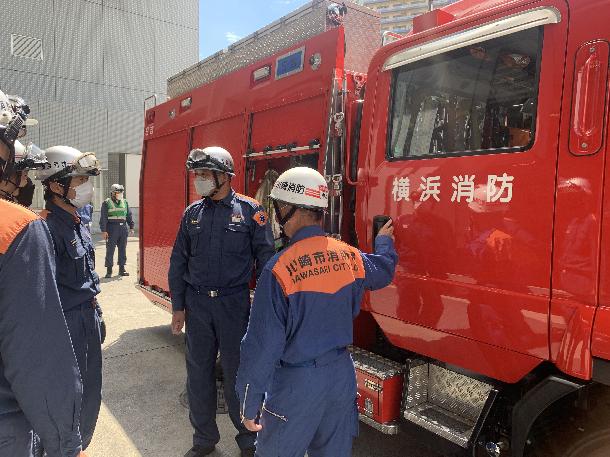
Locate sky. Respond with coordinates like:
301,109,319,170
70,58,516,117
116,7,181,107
199,0,312,59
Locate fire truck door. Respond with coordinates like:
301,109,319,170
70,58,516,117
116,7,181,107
363,6,569,360
140,130,191,293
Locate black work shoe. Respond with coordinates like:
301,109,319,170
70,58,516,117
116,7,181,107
183,445,215,457
104,267,112,278
241,447,255,457
119,267,130,276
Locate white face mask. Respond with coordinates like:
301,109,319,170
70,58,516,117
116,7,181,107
194,176,216,197
116,192,124,200
69,181,94,208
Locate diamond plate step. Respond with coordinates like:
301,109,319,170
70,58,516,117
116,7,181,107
403,361,494,448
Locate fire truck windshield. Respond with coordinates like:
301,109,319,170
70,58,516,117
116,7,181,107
387,26,542,159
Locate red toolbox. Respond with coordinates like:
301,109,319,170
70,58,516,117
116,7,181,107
351,347,404,434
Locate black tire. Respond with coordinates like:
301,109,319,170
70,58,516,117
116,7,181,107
525,384,610,457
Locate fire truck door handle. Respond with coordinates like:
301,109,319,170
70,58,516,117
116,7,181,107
570,41,609,156
575,53,602,137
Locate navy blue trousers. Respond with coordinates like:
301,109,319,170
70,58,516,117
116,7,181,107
104,222,128,268
64,302,102,450
0,412,34,457
184,287,255,450
255,351,358,457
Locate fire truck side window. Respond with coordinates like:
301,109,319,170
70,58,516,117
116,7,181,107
388,27,542,159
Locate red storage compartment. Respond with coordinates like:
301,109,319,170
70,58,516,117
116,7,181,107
351,347,404,434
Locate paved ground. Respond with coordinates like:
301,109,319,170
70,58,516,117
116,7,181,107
87,236,443,457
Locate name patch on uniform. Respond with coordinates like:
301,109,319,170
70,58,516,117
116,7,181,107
232,214,244,223
252,210,268,227
190,219,198,225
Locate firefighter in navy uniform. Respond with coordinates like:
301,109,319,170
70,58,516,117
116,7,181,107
236,167,398,457
35,146,104,451
0,97,86,456
169,147,275,457
100,183,134,278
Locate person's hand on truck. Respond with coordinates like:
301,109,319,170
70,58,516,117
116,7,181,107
171,310,185,335
377,219,395,241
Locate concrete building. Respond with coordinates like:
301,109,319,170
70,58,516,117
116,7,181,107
0,0,199,230
354,0,457,34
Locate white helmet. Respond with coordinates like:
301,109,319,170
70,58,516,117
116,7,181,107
186,146,235,176
35,146,100,182
0,92,37,129
7,95,37,127
270,167,329,209
111,183,124,193
14,141,49,171
0,90,13,126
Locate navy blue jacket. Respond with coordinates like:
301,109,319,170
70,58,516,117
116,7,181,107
0,200,83,457
237,225,398,419
76,203,93,226
168,190,275,312
44,202,101,310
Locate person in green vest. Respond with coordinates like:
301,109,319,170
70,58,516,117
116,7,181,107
100,183,134,278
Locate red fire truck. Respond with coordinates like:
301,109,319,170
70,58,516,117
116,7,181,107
138,0,610,455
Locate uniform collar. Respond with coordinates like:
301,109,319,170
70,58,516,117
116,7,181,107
289,225,325,244
206,189,235,208
47,201,81,225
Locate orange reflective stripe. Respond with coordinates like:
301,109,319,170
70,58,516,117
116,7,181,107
272,236,364,296
236,193,261,207
0,199,39,254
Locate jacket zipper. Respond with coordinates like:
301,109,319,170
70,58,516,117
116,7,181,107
262,404,288,422
240,384,249,422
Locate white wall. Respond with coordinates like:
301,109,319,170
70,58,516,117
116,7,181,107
124,153,141,207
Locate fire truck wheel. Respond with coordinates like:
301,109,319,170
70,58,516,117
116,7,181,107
525,385,610,457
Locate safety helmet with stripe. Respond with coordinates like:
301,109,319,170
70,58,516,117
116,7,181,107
270,167,329,209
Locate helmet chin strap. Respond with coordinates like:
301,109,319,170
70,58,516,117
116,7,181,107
272,199,298,228
48,180,76,207
209,171,227,198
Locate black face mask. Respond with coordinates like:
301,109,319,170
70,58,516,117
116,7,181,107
16,177,35,207
0,156,6,179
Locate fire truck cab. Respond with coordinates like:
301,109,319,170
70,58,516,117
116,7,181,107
139,1,610,455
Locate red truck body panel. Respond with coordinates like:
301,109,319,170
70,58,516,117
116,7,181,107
356,0,610,382
140,20,380,308
140,0,610,385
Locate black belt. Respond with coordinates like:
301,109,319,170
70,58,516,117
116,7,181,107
280,347,347,368
189,283,248,298
107,220,126,223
